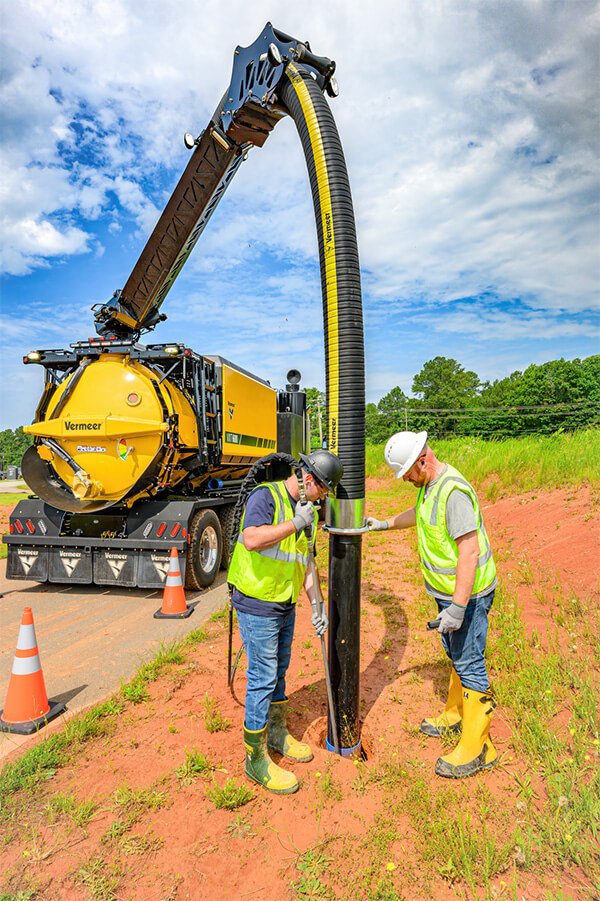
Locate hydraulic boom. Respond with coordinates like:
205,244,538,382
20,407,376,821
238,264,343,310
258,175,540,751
93,23,336,338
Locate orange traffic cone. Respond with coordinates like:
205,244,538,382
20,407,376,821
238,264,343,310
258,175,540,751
0,607,65,734
154,548,193,619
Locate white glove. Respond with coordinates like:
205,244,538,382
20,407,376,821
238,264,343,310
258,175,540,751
311,607,329,637
292,501,315,531
436,603,466,633
366,517,389,531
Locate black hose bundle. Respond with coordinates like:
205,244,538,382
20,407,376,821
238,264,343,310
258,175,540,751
226,452,298,567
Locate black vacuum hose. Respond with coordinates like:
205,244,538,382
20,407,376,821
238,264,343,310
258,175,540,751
279,65,365,501
280,64,365,754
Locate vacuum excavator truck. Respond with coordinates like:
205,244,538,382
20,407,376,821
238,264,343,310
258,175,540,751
3,23,342,590
5,347,307,589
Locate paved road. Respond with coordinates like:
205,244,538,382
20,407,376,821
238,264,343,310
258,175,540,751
0,560,229,761
0,480,28,494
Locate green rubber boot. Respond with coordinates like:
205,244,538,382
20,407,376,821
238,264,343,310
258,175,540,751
267,700,314,762
243,725,299,794
420,667,463,737
435,689,498,779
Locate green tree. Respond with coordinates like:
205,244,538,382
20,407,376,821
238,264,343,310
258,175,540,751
0,427,33,469
412,357,481,407
412,357,481,436
305,387,325,449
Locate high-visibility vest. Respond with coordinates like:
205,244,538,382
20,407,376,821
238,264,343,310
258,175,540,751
415,464,496,599
228,481,313,605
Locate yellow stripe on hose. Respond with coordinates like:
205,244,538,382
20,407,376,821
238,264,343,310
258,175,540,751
285,63,339,453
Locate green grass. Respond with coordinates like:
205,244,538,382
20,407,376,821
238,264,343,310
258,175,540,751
366,429,600,491
206,777,253,810
76,854,123,900
0,697,122,809
175,748,215,783
0,637,189,814
486,583,600,879
0,492,30,505
45,791,97,828
202,695,231,733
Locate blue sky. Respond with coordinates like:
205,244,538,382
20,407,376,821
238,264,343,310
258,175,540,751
1,0,598,430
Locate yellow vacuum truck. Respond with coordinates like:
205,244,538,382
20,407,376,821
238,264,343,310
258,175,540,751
6,346,307,589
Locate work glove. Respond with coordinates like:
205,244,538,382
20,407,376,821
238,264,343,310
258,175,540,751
366,517,389,531
311,606,329,637
435,602,467,633
292,500,315,532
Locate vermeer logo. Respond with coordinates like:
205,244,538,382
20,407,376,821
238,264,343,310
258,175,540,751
65,422,101,431
228,403,234,420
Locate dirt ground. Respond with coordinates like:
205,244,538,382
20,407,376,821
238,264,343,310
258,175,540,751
1,483,599,900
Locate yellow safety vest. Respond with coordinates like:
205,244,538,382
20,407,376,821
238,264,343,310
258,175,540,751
228,481,313,605
415,464,496,599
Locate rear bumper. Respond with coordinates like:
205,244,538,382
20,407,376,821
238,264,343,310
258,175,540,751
4,537,187,589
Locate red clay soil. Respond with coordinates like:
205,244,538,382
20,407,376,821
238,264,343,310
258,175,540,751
1,485,599,900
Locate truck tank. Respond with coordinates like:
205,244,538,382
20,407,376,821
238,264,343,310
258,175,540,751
21,343,279,513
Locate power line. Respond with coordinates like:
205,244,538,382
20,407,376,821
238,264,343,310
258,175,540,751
376,400,598,414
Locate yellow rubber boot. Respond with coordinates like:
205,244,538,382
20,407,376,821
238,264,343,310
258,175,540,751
267,700,313,762
435,689,498,778
244,725,299,794
420,667,463,737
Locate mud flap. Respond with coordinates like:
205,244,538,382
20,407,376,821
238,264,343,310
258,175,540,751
49,548,93,583
138,550,187,589
94,550,139,587
6,546,49,581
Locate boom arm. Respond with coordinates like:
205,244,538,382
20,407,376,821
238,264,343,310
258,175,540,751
93,23,336,338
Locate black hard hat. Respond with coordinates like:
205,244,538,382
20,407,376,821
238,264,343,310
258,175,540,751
299,450,344,492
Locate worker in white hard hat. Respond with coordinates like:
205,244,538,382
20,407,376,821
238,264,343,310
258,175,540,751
367,431,498,779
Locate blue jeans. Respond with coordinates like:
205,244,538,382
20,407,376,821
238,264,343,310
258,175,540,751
436,590,495,693
237,607,296,731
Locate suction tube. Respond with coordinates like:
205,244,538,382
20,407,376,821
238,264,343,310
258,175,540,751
280,64,365,754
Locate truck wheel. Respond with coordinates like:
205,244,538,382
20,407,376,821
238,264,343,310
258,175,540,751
218,503,236,570
185,509,222,590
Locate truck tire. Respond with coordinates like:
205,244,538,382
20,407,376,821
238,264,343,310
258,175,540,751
185,509,222,590
218,503,236,570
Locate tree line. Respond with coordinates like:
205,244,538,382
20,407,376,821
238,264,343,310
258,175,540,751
308,355,599,445
2,355,597,464
0,427,33,469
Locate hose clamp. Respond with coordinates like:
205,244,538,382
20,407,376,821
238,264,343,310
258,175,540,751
324,497,369,534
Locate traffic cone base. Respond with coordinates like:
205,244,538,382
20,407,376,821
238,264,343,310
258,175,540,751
0,699,65,735
0,606,65,734
153,606,193,619
154,547,193,619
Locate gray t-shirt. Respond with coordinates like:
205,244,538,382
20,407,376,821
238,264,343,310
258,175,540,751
422,465,478,539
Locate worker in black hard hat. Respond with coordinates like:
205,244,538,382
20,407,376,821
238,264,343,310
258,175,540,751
228,450,343,794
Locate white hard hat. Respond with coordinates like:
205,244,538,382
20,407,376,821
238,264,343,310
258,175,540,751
384,431,428,479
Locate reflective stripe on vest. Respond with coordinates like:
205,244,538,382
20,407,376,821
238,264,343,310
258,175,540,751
227,481,313,604
415,464,496,597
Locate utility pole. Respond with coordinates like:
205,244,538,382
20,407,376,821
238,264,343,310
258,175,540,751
317,399,323,447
